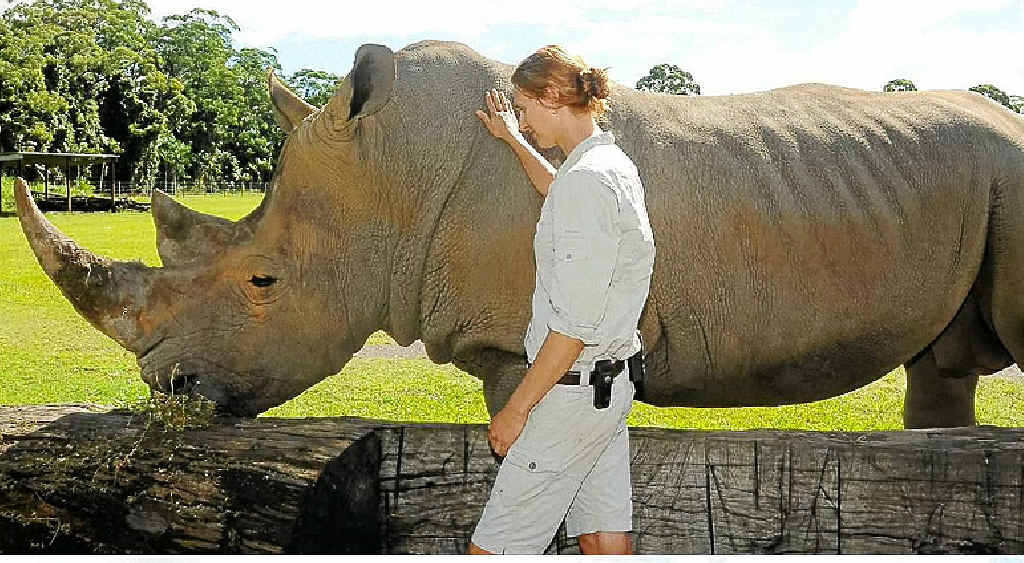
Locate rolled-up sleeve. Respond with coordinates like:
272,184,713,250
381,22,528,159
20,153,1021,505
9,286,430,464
546,170,620,345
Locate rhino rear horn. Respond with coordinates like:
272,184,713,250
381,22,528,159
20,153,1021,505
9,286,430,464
14,178,157,353
268,68,317,133
151,190,247,267
321,44,396,131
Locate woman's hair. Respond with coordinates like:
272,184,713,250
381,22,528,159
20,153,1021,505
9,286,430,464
511,45,611,117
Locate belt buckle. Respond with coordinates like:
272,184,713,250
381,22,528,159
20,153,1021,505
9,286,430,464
576,360,594,387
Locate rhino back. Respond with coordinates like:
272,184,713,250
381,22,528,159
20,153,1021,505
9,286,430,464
605,84,1024,405
381,42,1024,405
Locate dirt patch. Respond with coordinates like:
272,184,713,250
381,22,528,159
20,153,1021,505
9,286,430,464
991,364,1023,380
352,340,427,360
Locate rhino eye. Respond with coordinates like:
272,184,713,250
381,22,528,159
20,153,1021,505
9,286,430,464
250,275,277,288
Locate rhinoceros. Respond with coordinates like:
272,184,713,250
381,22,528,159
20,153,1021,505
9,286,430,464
14,40,1024,428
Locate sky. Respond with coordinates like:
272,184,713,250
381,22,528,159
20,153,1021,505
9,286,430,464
141,0,1024,97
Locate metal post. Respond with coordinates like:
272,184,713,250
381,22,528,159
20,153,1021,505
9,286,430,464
65,157,71,212
102,162,112,212
44,168,49,198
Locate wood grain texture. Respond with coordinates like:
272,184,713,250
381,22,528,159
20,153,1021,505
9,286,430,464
0,405,382,554
1,405,1022,554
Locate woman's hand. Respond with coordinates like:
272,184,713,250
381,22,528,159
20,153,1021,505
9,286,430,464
475,89,522,144
488,405,529,457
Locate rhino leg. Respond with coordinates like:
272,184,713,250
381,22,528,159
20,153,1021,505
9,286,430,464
451,348,528,417
903,291,1011,428
904,348,979,428
480,362,528,418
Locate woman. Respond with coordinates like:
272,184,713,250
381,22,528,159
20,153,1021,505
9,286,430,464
468,45,656,555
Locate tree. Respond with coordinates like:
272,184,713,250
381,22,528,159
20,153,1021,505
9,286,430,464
289,68,341,107
636,64,700,96
883,79,917,92
0,0,364,186
157,8,284,184
229,47,286,182
969,84,1015,112
0,0,176,180
1009,95,1023,114
157,8,242,184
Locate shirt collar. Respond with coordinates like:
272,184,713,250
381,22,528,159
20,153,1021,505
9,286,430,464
560,129,615,173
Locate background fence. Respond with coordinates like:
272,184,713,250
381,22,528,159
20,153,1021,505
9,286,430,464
113,180,272,197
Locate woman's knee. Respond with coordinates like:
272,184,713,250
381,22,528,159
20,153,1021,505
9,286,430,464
467,542,495,555
578,532,632,555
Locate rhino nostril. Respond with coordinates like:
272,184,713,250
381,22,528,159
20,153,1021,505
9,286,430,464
164,364,197,394
170,374,187,393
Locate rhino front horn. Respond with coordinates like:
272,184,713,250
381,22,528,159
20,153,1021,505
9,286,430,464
14,178,158,353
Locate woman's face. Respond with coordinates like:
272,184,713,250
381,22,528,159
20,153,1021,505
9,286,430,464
512,87,561,150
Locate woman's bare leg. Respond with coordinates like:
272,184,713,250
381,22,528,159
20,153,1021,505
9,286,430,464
578,532,633,554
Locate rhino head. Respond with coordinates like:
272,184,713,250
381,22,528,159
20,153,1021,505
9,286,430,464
15,44,405,415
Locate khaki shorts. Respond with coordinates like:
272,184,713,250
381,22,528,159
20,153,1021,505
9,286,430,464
471,371,634,554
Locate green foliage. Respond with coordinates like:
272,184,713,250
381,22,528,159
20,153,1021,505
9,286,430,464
1,176,12,213
636,63,701,96
883,79,917,92
0,0,316,187
0,0,158,155
116,388,217,431
969,83,1017,112
157,9,284,184
288,68,342,107
1010,94,1024,114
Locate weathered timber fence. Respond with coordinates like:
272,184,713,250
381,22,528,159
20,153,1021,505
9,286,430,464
0,404,1021,554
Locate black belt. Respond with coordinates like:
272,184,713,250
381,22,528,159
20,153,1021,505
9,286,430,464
557,370,585,385
527,360,625,385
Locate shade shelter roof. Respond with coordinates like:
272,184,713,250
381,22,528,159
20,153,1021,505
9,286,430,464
0,152,120,212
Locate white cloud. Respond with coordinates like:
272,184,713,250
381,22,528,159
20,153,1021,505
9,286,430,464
801,0,1023,93
585,0,1024,95
145,0,701,46
136,0,1024,96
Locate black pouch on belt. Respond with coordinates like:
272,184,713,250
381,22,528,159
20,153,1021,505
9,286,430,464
589,359,623,409
627,334,646,402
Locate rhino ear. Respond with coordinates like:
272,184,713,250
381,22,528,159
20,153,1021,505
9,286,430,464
268,68,317,133
346,44,396,120
152,190,244,267
321,44,396,130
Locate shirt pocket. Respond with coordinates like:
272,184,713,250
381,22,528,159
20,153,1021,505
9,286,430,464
550,231,615,331
555,231,591,263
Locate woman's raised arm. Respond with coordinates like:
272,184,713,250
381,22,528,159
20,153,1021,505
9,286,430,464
475,89,555,197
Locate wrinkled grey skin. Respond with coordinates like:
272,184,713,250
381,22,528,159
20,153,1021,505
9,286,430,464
16,40,1024,428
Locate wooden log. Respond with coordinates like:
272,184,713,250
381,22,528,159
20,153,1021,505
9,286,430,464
0,405,381,554
1,405,1022,554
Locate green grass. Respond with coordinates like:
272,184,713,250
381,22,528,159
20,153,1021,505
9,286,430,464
1,185,1021,429
2,176,14,214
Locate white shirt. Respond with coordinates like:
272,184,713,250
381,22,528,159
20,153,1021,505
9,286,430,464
524,129,656,372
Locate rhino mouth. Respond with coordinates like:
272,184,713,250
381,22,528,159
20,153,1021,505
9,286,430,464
139,357,260,416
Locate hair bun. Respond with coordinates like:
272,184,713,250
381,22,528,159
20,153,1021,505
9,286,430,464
512,45,610,117
580,68,610,100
